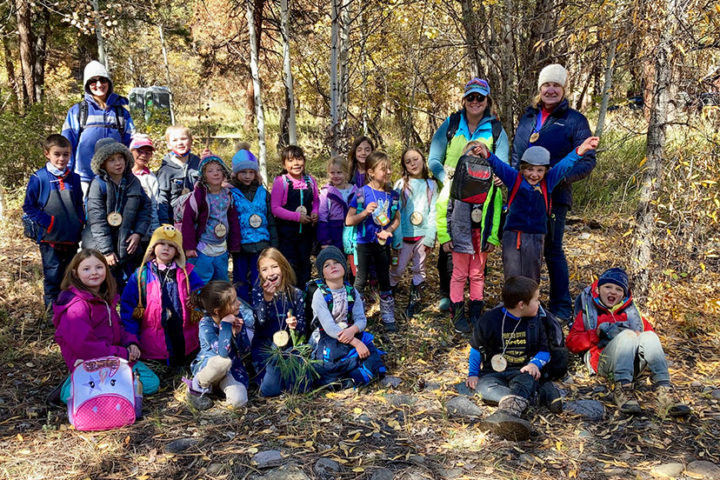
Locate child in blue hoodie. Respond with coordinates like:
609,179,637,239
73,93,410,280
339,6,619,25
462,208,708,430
23,134,85,308
475,136,598,283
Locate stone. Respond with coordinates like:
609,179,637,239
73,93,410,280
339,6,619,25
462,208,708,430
711,390,720,400
423,382,441,392
651,463,684,478
437,468,463,479
592,385,607,394
686,461,720,479
578,430,592,438
455,382,475,396
519,454,536,465
691,381,704,390
565,400,605,421
208,463,225,475
313,458,341,477
355,414,373,425
371,468,394,480
261,466,310,480
386,394,417,407
578,232,591,240
381,376,402,388
165,438,199,453
252,450,285,469
408,455,425,464
445,396,484,418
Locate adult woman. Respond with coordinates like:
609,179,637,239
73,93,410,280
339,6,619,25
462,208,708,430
428,78,509,331
62,61,135,194
512,64,596,321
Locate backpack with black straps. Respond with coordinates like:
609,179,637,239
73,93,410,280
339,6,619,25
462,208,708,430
77,99,128,141
446,111,503,146
305,278,355,336
537,306,568,381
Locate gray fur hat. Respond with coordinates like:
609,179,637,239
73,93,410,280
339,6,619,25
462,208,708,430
91,138,133,175
83,60,114,95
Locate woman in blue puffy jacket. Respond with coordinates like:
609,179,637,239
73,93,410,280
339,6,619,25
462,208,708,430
512,64,596,321
62,61,135,194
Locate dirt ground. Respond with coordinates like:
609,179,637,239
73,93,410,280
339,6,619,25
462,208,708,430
1,212,719,480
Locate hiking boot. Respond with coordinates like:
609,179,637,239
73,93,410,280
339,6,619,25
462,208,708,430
405,283,423,319
498,394,529,417
480,410,532,441
451,301,471,334
613,382,642,414
468,300,485,332
656,385,691,418
538,381,563,414
380,294,396,325
438,297,451,312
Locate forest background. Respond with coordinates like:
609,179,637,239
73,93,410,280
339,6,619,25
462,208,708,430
1,0,720,479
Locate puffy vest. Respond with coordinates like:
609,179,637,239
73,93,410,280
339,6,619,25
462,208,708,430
231,186,270,244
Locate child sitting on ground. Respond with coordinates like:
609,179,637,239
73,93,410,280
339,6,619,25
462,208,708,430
186,280,252,410
466,276,554,441
54,249,159,405
82,138,152,291
566,267,690,417
310,246,385,389
23,134,85,310
120,225,205,370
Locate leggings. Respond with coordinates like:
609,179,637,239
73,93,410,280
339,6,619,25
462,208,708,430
354,242,391,294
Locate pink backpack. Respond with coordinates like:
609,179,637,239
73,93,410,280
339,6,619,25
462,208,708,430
68,356,138,431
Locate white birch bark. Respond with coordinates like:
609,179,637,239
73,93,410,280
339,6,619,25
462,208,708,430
246,0,267,180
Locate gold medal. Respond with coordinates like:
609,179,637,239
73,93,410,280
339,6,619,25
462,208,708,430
273,330,290,348
249,214,262,228
337,322,348,330
181,187,190,195
470,207,483,223
296,206,307,216
107,212,123,227
410,211,423,226
214,223,227,237
377,236,387,246
529,132,540,143
491,354,507,372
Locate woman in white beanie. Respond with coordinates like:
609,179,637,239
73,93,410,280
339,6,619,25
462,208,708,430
61,60,136,194
511,64,596,322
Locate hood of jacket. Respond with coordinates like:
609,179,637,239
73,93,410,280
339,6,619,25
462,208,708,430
53,286,116,327
91,138,134,176
589,277,634,315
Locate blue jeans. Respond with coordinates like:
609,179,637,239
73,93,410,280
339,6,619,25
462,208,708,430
597,329,670,385
257,361,312,397
189,251,229,284
477,370,538,405
39,243,77,308
544,205,571,319
232,251,260,302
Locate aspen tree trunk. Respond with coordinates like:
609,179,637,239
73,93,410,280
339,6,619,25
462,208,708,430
631,0,679,295
15,0,34,107
280,0,297,145
329,0,351,155
595,38,618,137
460,0,482,78
92,0,107,67
246,0,267,180
158,25,176,125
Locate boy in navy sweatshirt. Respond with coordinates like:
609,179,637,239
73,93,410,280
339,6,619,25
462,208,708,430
466,276,551,440
22,134,85,308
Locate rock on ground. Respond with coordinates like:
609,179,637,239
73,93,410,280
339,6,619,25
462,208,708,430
313,458,341,477
685,461,720,479
259,465,310,480
651,463,684,478
252,450,285,469
446,396,484,418
371,467,395,480
164,438,199,453
380,376,402,388
564,399,605,421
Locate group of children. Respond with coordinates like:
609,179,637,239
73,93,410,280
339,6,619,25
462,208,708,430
24,126,689,437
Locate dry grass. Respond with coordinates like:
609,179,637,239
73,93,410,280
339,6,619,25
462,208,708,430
1,202,719,480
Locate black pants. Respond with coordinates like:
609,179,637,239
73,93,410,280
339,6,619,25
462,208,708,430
437,247,454,298
39,243,77,308
354,242,391,294
277,225,315,288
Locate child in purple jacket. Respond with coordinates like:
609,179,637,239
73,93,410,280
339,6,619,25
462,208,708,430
182,152,242,284
53,249,159,403
318,156,357,252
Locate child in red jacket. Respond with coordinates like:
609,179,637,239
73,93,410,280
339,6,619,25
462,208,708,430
566,267,689,417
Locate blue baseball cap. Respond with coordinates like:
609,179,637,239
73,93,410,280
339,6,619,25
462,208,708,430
463,78,490,98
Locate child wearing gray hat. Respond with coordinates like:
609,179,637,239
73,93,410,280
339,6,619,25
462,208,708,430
471,136,599,283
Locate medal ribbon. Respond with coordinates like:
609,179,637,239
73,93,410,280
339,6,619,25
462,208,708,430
530,111,543,143
111,178,126,216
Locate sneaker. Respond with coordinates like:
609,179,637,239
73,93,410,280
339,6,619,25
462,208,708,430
656,385,691,418
613,382,642,414
438,297,451,312
538,382,563,414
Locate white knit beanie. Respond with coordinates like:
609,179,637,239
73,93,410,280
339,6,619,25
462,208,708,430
537,64,567,89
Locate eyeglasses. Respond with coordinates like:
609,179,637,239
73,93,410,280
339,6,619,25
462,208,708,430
465,93,487,103
88,77,109,85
